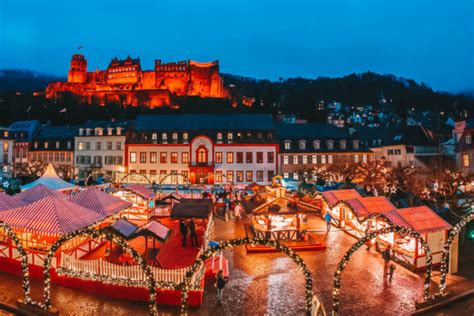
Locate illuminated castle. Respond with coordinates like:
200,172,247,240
45,54,228,107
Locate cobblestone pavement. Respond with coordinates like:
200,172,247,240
0,214,470,315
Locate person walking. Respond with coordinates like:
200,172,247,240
324,212,333,232
188,219,199,247
382,244,392,277
179,219,188,247
215,269,228,303
234,203,242,222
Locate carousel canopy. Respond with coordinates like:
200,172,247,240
171,199,212,219
322,189,362,206
20,164,77,192
124,184,155,200
15,184,68,204
386,207,452,234
0,193,26,211
0,196,104,235
70,188,132,217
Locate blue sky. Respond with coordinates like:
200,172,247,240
0,0,473,92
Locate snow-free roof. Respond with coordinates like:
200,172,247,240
70,188,132,217
16,183,69,204
0,193,26,211
386,206,452,234
322,189,362,206
20,164,77,192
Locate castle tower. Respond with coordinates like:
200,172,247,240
67,54,87,83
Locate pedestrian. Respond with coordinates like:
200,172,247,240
389,263,396,283
179,219,187,247
324,212,332,232
382,244,392,277
215,269,228,303
188,219,199,247
234,203,242,222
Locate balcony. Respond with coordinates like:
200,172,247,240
189,162,214,168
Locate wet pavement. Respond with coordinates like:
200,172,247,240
0,214,470,315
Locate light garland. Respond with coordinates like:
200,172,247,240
437,212,474,297
332,226,433,315
41,227,159,315
179,237,314,316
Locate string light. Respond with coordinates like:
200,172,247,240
332,226,433,315
179,237,314,316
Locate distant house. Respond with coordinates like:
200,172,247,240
0,126,13,179
453,120,474,174
8,120,42,168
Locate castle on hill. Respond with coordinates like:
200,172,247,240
45,54,228,107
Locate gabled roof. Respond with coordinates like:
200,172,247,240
107,219,138,238
8,120,41,141
124,184,155,200
34,125,78,140
20,164,77,192
322,189,362,206
70,188,132,217
345,196,396,218
0,193,26,211
386,206,452,234
134,220,171,242
16,183,68,204
0,196,104,235
355,125,437,147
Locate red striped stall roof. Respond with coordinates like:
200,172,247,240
15,184,68,204
70,188,132,217
0,193,26,211
0,196,104,235
345,196,397,218
322,189,361,206
386,206,452,234
124,184,155,200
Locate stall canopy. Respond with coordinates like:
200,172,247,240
171,199,212,219
107,218,139,238
20,164,77,192
252,196,318,215
0,196,104,235
133,220,171,242
0,193,26,211
344,196,397,218
123,184,155,200
70,188,132,217
386,206,452,234
322,189,362,206
15,184,68,204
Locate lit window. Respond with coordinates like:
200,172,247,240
183,133,188,141
227,152,234,163
227,133,233,140
340,140,346,150
302,155,308,164
130,152,137,163
56,141,60,149
171,152,178,163
215,152,223,163
152,133,157,140
353,140,359,150
217,132,223,140
78,142,84,151
162,133,167,140
246,170,253,182
293,155,298,165
463,154,470,167
354,155,359,163
150,152,157,163
172,133,178,140
283,156,289,164
328,155,333,164
215,171,223,182
293,173,298,180
44,142,49,149
363,154,368,163
466,135,472,144
312,155,317,164
284,141,291,150
226,171,234,183
182,152,189,163
321,155,327,164
327,140,334,150
299,140,306,150
313,140,320,150
284,172,289,178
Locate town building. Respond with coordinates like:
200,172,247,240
453,120,474,174
8,120,42,172
126,114,278,185
74,120,132,182
276,123,372,180
45,54,228,108
0,126,13,179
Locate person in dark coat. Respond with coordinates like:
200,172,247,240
188,219,199,247
179,219,187,247
382,244,392,277
215,269,228,302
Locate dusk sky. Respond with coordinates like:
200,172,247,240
0,0,473,92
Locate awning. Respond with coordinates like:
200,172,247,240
123,184,155,200
385,207,452,234
133,220,171,242
106,218,139,238
0,193,26,211
70,188,132,217
15,184,68,204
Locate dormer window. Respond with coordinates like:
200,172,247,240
172,133,178,140
183,133,189,141
152,133,157,140
44,142,49,149
217,132,223,140
86,128,92,136
95,128,103,136
227,133,233,140
313,140,320,150
327,140,334,150
55,141,60,149
299,140,306,150
353,140,359,150
466,135,472,144
79,128,84,136
116,127,122,136
340,140,347,150
162,133,167,140
107,128,113,136
284,140,291,150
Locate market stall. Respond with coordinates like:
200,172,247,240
20,164,78,194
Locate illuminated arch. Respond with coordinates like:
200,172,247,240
41,227,159,315
180,237,317,315
332,226,433,314
158,173,191,186
438,212,474,296
118,172,152,185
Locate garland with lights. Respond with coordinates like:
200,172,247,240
437,212,474,297
41,227,159,315
332,226,433,315
180,237,315,315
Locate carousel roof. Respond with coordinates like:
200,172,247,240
322,189,362,206
15,184,68,204
386,206,452,234
0,196,104,235
344,196,396,218
0,193,26,211
70,188,132,217
124,184,155,200
20,164,77,192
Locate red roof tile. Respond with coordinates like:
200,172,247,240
387,206,452,234
322,189,361,206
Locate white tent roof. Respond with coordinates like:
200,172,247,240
20,164,77,192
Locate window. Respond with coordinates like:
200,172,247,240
152,133,158,140
160,152,167,163
183,133,188,141
328,155,333,164
267,152,274,163
150,152,157,163
327,140,334,150
284,141,291,150
227,152,234,163
226,171,234,183
215,171,223,183
130,152,137,163
388,149,394,156
116,141,122,150
227,133,233,140
236,152,244,163
463,154,470,167
363,154,368,163
34,142,38,149
115,156,123,165
162,133,167,140
96,142,101,150
140,170,146,175
246,170,253,182
246,152,253,163
171,152,178,163
293,155,299,165
44,142,49,149
85,142,91,150
283,156,289,164
217,132,223,140
256,170,263,182
302,155,308,164
236,171,244,182
66,153,71,162
312,155,317,164
67,141,72,150
60,153,65,162
172,133,178,140
353,140,359,150
150,170,157,176
107,142,113,150
313,140,320,150
105,156,113,165
284,172,289,178
117,128,122,136
197,148,207,163
354,155,359,163
49,153,53,161
140,152,146,163
321,155,327,164
181,170,188,179
215,152,222,163
256,152,263,163
299,140,306,150
267,170,274,181
293,172,298,180
95,128,103,136
340,140,347,150
94,156,102,165
55,141,60,149
78,142,84,150
182,152,189,163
